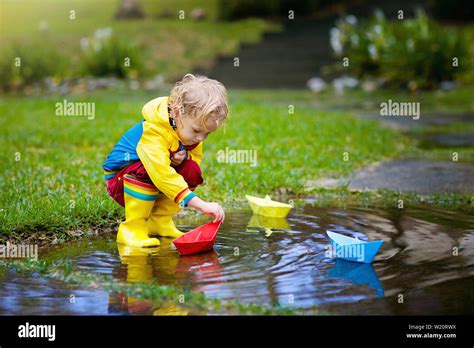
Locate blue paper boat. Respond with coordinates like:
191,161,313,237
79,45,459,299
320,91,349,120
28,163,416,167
326,230,384,264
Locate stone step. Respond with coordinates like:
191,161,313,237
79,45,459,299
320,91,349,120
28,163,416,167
196,0,429,88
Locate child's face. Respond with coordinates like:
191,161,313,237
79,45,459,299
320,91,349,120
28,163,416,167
174,110,218,146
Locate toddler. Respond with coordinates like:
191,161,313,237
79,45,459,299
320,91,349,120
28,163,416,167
103,74,227,247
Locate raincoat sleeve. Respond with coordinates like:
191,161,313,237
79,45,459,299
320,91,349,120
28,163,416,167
188,143,203,166
136,122,196,206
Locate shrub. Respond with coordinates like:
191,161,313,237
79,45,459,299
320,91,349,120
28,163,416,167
0,43,66,91
331,10,470,90
79,27,144,78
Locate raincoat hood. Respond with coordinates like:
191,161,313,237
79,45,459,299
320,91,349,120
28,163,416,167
141,97,175,133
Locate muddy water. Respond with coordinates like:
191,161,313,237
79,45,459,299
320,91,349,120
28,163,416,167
0,204,473,315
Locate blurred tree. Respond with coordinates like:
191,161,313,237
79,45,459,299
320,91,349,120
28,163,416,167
115,0,145,20
430,0,474,21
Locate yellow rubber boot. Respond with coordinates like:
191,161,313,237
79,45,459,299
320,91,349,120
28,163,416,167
148,194,184,238
117,174,161,247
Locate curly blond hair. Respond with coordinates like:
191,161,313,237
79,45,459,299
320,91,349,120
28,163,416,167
169,74,228,131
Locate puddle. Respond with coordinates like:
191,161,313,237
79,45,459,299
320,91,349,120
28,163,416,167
1,204,473,315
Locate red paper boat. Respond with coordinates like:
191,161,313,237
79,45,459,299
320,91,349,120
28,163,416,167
173,220,222,256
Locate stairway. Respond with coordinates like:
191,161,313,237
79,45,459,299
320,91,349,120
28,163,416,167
194,0,428,89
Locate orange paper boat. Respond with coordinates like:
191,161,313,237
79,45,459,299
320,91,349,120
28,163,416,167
173,220,222,256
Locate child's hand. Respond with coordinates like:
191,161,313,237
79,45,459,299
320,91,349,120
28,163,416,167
200,202,225,222
170,150,187,167
187,197,225,222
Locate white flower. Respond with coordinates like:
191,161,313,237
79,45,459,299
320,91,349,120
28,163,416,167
368,44,378,59
374,9,385,21
94,27,113,40
334,76,359,90
307,77,327,93
345,15,357,25
341,76,359,88
80,37,90,51
330,27,343,54
351,34,359,46
373,24,382,35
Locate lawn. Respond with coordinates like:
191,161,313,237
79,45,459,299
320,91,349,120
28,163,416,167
0,88,414,241
0,0,280,81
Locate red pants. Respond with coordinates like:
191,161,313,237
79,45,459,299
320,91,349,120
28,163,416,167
106,160,203,207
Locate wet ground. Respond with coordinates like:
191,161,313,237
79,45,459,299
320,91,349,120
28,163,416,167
356,112,474,131
418,132,474,149
311,156,474,194
347,160,474,194
313,110,474,194
0,203,473,315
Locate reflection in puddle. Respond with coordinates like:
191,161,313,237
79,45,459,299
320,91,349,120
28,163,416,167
0,204,473,315
328,259,384,298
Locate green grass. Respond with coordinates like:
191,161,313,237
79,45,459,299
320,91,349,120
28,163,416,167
0,88,414,241
0,0,223,39
0,0,280,80
300,188,473,214
228,87,474,161
229,86,474,114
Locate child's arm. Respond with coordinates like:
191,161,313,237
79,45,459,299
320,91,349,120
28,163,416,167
182,144,223,221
